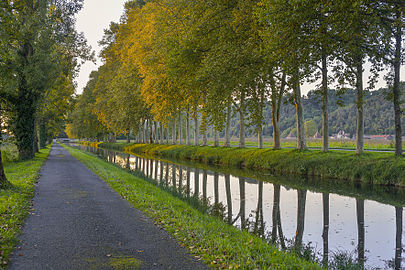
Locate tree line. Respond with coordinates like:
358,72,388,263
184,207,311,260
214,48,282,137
67,0,403,155
0,0,92,188
211,85,404,139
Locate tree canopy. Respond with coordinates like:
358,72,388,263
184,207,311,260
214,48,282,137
67,0,403,156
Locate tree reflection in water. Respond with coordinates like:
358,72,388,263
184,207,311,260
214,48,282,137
356,198,365,268
295,189,307,248
76,145,405,269
253,181,264,237
395,206,402,270
225,174,232,225
172,164,177,192
194,168,200,198
202,170,208,202
322,193,329,268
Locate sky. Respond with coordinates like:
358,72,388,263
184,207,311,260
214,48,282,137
75,0,127,94
74,1,403,96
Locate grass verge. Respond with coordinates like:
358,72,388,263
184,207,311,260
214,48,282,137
80,141,405,187
0,146,51,268
62,144,321,269
116,138,404,151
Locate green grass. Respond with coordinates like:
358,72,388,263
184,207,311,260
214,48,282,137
0,146,51,269
81,141,405,187
0,143,19,163
117,138,402,151
202,139,398,150
63,144,321,269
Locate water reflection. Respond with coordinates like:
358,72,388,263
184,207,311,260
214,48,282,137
74,144,405,269
322,193,329,267
357,198,365,268
396,207,403,270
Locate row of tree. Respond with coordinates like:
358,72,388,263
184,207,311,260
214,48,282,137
0,0,91,188
68,0,403,156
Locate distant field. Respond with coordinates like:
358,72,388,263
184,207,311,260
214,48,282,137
118,137,403,151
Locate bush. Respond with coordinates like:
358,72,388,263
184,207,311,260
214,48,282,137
1,143,19,163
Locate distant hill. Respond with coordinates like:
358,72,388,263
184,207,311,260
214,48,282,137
219,82,405,138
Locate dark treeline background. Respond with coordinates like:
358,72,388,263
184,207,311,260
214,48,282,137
224,83,405,139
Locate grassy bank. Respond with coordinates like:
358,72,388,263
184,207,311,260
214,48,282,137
117,138,403,151
80,141,405,187
0,146,51,268
63,144,320,269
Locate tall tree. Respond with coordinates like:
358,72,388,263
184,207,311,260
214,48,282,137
269,70,286,149
374,1,404,156
5,0,91,159
258,0,311,150
331,0,382,154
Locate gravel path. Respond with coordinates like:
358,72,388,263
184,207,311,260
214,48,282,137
9,144,207,270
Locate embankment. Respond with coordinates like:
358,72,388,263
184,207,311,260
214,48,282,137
79,141,405,187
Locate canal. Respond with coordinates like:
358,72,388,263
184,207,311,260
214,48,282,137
73,144,405,269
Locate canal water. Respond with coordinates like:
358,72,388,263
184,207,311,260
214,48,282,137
74,144,404,269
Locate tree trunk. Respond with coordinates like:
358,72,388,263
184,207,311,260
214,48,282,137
272,102,281,150
194,114,199,146
138,121,143,143
257,127,263,149
178,112,183,145
239,92,246,148
355,57,364,154
39,120,47,149
321,52,329,152
160,123,164,144
172,118,176,145
144,120,148,144
225,102,231,147
393,8,402,156
271,71,285,150
203,128,207,146
293,72,306,150
149,120,153,143
15,43,36,160
126,129,130,143
239,109,245,148
154,121,158,143
0,128,10,189
257,89,264,149
33,118,39,153
186,111,191,145
166,126,169,144
214,129,219,147
150,121,154,142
